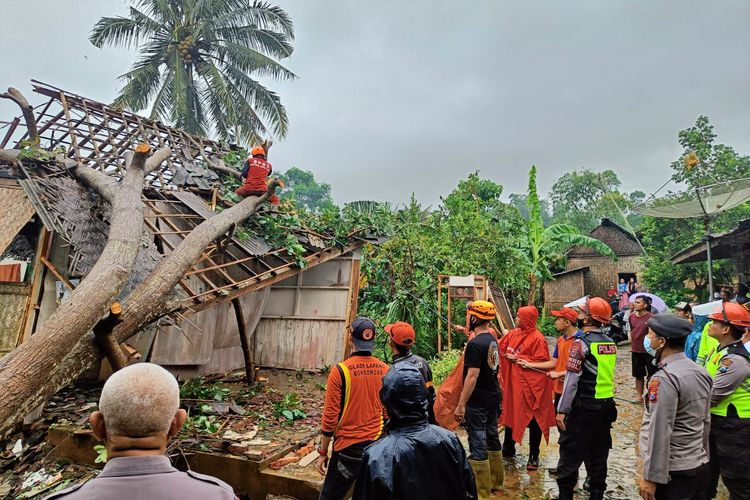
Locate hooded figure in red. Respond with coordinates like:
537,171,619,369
498,306,556,469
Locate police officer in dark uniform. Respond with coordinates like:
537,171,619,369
638,315,712,500
45,363,236,500
704,302,750,500
385,321,437,424
555,297,618,500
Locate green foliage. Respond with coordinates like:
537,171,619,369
184,415,220,434
94,444,107,464
537,314,557,337
509,192,552,225
277,167,335,212
359,174,533,359
90,0,296,144
671,116,750,189
180,377,230,401
429,349,462,387
273,393,307,422
640,116,750,300
522,166,616,303
550,168,641,233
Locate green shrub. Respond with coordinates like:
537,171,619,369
429,349,463,387
538,314,557,337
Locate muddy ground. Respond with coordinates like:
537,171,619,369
0,347,731,499
478,345,729,500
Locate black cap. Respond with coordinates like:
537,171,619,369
350,317,376,351
647,314,692,339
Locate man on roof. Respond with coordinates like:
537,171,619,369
235,145,280,206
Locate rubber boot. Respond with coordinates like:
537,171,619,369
589,489,605,500
469,458,492,500
487,450,505,491
557,486,575,500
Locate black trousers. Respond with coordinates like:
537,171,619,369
706,416,750,500
319,441,371,500
556,398,616,497
465,404,502,461
503,419,542,457
655,464,708,500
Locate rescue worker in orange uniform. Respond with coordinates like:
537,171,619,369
316,317,389,500
235,145,280,205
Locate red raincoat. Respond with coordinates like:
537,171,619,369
499,306,556,444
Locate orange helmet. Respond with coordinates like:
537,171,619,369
708,302,750,329
467,300,497,320
578,297,612,324
251,145,266,157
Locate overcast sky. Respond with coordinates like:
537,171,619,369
2,0,750,206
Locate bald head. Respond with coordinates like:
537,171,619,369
99,363,180,438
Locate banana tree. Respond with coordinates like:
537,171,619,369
522,165,617,305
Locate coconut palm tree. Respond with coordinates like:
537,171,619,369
523,165,617,304
90,0,296,144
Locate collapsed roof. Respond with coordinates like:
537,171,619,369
0,81,371,319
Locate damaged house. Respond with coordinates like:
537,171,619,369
0,81,369,377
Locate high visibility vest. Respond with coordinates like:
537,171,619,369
705,343,750,418
696,321,718,367
578,331,617,399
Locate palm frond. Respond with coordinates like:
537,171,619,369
215,26,294,59
221,73,270,143
148,64,175,121
211,0,294,39
223,64,288,138
114,61,163,111
137,0,181,24
217,42,296,80
195,60,235,139
89,16,145,49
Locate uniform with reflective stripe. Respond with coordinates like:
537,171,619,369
705,342,750,418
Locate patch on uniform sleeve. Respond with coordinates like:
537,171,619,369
719,357,733,373
566,340,584,373
648,378,660,403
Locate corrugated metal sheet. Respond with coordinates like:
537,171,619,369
0,184,36,255
170,191,271,256
0,282,30,356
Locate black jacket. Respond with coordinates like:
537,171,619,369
393,351,437,424
353,364,476,500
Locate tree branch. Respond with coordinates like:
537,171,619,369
66,160,119,203
0,88,38,143
144,147,172,174
0,150,20,162
207,157,241,179
0,143,153,436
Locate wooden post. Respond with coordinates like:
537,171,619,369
93,303,128,372
40,256,76,291
343,255,361,359
20,228,52,346
232,298,254,384
447,285,452,350
438,275,444,352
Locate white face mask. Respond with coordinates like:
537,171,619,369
643,336,661,357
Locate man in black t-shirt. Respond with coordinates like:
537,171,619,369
455,300,502,499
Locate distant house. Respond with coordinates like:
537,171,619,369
544,218,643,312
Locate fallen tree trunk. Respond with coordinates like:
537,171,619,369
0,144,170,436
0,182,279,436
